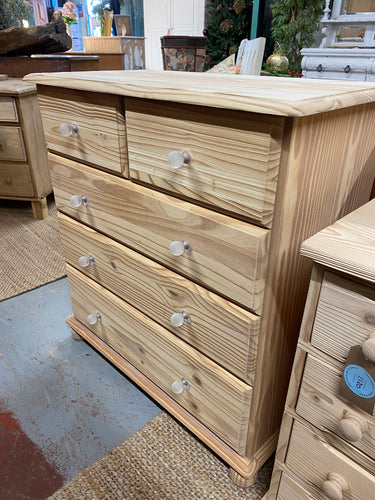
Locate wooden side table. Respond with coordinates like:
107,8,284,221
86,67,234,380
0,55,99,78
265,199,375,498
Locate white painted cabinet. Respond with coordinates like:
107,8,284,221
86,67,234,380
143,0,205,70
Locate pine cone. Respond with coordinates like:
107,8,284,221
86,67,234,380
233,0,246,14
219,19,234,33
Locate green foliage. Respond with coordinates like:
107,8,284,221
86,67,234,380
270,0,325,70
0,0,34,30
203,0,253,68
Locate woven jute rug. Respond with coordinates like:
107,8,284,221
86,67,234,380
49,412,273,500
0,197,66,301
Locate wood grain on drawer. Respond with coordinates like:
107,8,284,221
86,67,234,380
286,420,375,500
311,272,375,362
0,127,26,161
296,352,375,471
0,97,18,122
67,265,252,454
37,87,128,176
126,98,284,228
58,213,259,383
0,164,34,196
50,154,269,313
277,473,315,499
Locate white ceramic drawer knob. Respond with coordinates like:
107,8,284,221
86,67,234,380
59,123,78,137
169,239,191,256
78,255,95,267
87,312,102,325
69,194,88,208
167,150,191,169
338,411,368,442
321,472,348,500
171,377,190,394
170,311,191,327
362,332,375,363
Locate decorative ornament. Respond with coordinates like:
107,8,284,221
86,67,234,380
217,6,220,11
203,28,208,36
229,45,238,55
265,42,289,73
220,18,234,33
228,6,233,12
233,0,245,14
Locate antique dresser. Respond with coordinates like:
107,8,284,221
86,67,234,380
0,78,51,218
24,71,375,485
266,199,375,499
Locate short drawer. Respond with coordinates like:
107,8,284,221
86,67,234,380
37,87,128,176
311,272,375,363
277,472,314,499
0,97,18,122
126,98,284,228
50,154,269,313
0,126,27,161
285,420,375,500
58,213,259,383
67,265,252,454
296,352,375,472
0,164,34,197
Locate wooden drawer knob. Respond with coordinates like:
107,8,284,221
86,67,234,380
59,122,79,137
87,312,102,325
321,472,348,500
78,255,95,267
170,311,191,327
167,150,191,169
362,333,375,362
171,377,190,394
169,239,191,256
338,411,368,442
70,194,88,208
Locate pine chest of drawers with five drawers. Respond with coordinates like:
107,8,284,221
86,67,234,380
25,71,375,485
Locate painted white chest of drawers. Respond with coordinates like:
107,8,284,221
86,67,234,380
25,70,375,485
266,199,375,499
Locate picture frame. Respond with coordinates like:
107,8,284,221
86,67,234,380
113,14,133,36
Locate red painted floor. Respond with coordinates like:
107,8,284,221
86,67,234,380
0,411,64,500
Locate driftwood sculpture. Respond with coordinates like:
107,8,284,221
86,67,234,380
0,12,72,56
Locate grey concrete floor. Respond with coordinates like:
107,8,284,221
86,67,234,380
0,276,161,495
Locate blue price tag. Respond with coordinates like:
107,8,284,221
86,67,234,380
344,364,375,398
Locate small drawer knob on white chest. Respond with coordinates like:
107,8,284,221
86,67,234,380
59,123,79,137
362,332,375,362
167,150,191,169
338,411,368,443
321,472,348,500
70,194,88,208
78,255,95,267
171,377,190,394
86,312,102,325
170,311,191,327
169,240,191,256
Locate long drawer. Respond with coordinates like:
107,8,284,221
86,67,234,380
37,87,128,176
67,264,252,454
50,154,270,312
296,352,375,470
58,213,259,383
126,98,284,227
0,164,34,197
0,126,26,161
285,420,375,500
311,272,375,363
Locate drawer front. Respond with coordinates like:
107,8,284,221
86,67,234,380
0,127,27,161
0,164,34,197
311,272,375,363
58,213,259,383
126,99,284,228
67,265,252,454
296,352,375,469
50,154,269,313
0,97,18,122
38,87,128,176
277,473,315,499
286,420,375,500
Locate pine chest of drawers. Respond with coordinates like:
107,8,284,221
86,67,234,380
25,71,375,485
0,78,51,218
266,199,375,499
